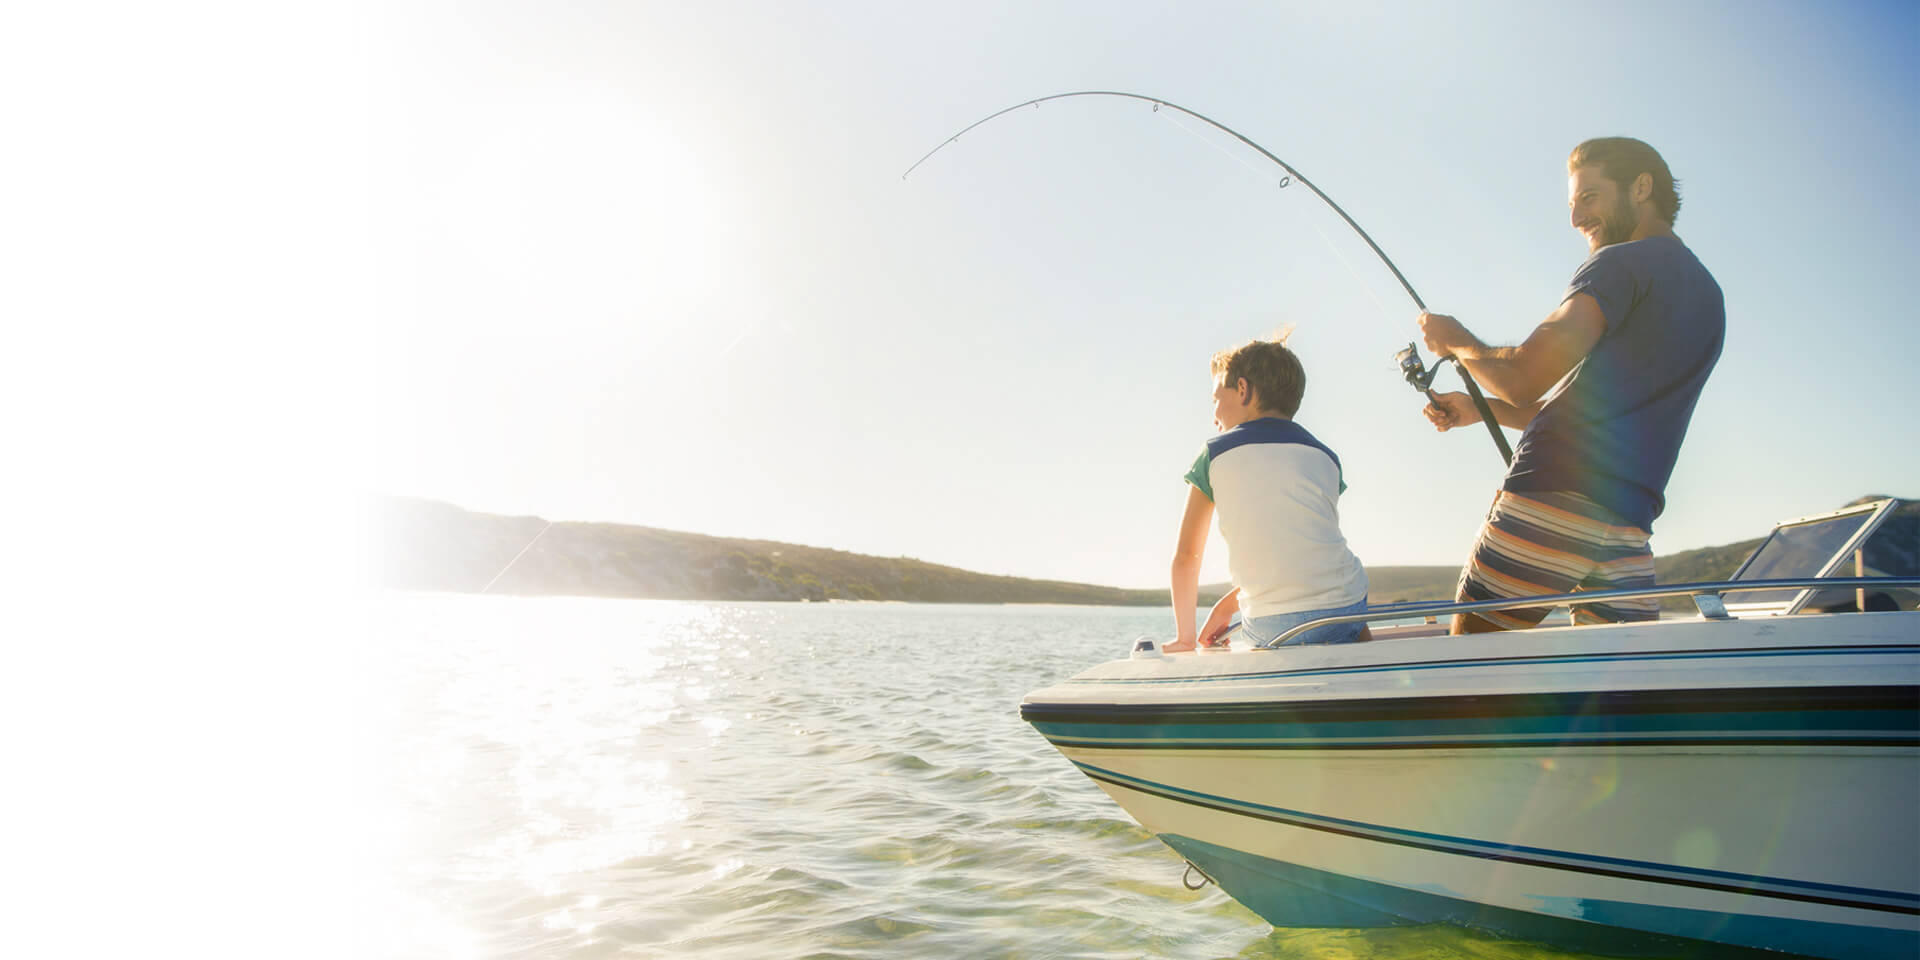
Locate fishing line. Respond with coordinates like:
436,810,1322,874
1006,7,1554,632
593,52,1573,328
1161,107,1397,336
1153,108,1272,185
1308,220,1397,329
481,520,553,594
904,90,1513,466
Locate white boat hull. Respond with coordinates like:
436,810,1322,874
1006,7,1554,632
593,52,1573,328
1022,613,1920,958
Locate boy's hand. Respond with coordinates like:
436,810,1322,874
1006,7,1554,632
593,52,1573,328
1423,391,1482,432
1199,619,1233,648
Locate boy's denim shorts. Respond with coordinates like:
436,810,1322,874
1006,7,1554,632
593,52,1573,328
1237,597,1370,646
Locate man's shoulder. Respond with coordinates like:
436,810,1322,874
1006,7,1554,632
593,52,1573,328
1593,234,1709,273
1571,236,1717,304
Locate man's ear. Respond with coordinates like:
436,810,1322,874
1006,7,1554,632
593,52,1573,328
1633,171,1653,204
1236,377,1254,406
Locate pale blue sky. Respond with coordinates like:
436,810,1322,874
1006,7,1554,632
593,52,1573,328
372,0,1918,588
6,6,1911,944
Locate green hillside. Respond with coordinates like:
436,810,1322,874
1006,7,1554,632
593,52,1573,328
374,497,1203,605
1363,566,1464,604
374,495,1908,608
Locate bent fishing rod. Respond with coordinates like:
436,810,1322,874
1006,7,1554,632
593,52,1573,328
903,90,1513,466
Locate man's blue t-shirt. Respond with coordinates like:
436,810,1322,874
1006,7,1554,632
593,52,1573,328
1503,235,1724,531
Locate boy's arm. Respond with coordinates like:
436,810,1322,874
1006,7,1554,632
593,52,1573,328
1198,587,1241,646
1167,485,1214,649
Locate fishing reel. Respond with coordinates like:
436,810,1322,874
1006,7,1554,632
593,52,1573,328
1394,342,1443,395
1394,342,1516,464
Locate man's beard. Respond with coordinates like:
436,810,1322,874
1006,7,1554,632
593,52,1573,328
1599,192,1639,247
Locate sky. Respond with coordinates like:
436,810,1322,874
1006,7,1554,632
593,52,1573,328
0,6,1912,949
366,0,1918,589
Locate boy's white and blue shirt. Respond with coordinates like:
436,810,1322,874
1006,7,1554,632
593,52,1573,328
1185,418,1368,620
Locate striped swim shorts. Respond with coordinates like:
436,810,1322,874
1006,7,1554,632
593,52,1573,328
1456,490,1658,629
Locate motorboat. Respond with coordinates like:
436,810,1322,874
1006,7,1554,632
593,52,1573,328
1021,499,1919,958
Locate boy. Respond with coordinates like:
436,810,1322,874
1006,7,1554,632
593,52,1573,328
1162,336,1370,652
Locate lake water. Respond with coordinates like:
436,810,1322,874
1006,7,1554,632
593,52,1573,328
359,594,1620,959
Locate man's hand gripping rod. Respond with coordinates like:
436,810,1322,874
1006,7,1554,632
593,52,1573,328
1396,344,1514,466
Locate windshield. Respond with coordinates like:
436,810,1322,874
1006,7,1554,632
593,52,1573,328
1728,510,1873,605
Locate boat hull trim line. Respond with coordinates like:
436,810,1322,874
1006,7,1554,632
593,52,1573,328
1022,607,1920,960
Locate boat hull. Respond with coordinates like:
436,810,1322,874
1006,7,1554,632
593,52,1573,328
1021,614,1920,958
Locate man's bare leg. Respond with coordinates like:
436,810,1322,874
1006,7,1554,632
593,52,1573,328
1451,612,1509,635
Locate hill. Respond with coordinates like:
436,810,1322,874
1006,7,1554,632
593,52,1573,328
373,495,1908,608
374,497,1196,605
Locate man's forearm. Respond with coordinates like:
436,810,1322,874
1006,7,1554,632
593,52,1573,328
1449,295,1606,408
1455,346,1548,409
1424,317,1545,405
1476,391,1542,430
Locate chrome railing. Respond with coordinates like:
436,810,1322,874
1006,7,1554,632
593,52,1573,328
1256,577,1920,648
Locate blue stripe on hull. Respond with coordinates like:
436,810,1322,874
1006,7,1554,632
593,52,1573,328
1076,761,1917,911
1163,834,1919,960
1022,686,1920,728
1041,734,1915,749
1029,707,1919,748
1024,686,1920,750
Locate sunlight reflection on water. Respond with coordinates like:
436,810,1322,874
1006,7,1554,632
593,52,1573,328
360,594,1632,960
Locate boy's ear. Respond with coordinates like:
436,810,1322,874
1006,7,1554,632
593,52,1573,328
1236,377,1254,405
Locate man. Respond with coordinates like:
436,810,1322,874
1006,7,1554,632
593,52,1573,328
1418,137,1724,633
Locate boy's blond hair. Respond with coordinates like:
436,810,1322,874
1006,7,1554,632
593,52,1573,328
1211,334,1306,419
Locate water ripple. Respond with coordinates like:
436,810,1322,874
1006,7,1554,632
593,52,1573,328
365,595,1656,959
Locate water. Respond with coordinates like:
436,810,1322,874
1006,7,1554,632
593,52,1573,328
359,595,1621,959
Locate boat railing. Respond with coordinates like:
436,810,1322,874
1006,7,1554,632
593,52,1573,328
1257,576,1920,648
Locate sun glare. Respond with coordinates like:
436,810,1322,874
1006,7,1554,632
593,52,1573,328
422,94,738,337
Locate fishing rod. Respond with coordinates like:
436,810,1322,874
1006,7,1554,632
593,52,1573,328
904,90,1513,467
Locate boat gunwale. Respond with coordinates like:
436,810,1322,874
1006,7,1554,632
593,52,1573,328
1256,576,1920,647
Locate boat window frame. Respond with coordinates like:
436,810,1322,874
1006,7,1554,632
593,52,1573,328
1723,499,1899,616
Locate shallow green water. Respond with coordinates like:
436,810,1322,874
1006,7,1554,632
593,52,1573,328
360,595,1645,959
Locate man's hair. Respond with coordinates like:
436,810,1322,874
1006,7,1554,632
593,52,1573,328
1569,137,1682,225
1211,335,1306,418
